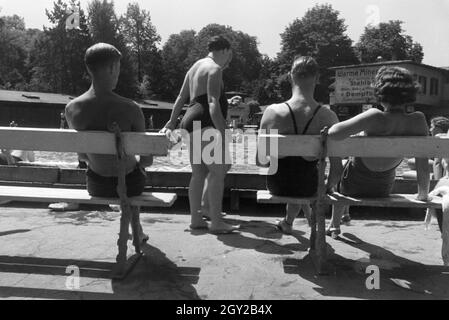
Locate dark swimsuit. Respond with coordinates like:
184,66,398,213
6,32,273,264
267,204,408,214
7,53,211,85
180,92,229,133
267,103,322,197
86,165,147,198
339,157,400,198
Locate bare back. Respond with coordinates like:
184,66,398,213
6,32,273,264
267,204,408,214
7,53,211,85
364,110,429,170
261,101,339,161
187,58,223,101
330,108,429,171
65,90,145,177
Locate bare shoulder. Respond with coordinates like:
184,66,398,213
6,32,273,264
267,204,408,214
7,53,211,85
409,111,427,121
260,103,285,129
65,94,88,120
318,106,339,126
407,111,429,134
208,63,222,76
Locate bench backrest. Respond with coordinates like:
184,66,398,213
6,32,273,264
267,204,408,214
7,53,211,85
259,134,449,158
0,127,169,156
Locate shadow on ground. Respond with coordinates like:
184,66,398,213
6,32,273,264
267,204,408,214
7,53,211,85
284,233,449,300
0,243,201,300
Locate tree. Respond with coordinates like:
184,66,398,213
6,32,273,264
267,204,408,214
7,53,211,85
356,20,424,63
26,0,91,94
87,0,137,97
0,14,45,90
277,4,359,102
120,2,161,82
160,29,196,100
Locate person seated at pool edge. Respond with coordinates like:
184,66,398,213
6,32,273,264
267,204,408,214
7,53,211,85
65,43,153,241
326,66,430,238
257,56,343,235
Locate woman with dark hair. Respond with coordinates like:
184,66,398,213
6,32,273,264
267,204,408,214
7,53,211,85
326,66,430,238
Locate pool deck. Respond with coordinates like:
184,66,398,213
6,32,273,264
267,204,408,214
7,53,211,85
0,202,448,300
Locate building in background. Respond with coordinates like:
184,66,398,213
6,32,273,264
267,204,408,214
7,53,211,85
329,60,449,121
0,89,180,130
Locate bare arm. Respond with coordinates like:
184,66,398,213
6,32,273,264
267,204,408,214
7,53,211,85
162,74,190,132
256,106,276,168
65,103,89,165
207,68,227,133
323,110,343,191
328,109,382,140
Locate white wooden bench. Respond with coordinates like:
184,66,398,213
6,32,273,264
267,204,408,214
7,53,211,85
0,126,177,278
257,131,449,274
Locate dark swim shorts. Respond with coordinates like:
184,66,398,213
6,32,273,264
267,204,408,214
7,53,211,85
86,165,147,198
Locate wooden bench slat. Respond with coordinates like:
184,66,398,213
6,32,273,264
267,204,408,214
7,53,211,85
325,193,443,209
257,190,316,204
0,127,168,156
0,186,177,207
259,134,449,158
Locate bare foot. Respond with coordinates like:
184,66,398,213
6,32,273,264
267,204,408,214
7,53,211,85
190,218,209,230
202,210,227,220
209,221,240,234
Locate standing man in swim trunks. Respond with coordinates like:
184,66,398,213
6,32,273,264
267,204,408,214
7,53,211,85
161,36,238,234
65,43,153,241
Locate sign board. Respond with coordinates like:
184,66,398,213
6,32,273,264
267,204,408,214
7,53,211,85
334,66,380,104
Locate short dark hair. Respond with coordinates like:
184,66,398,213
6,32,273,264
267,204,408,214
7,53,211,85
291,56,319,81
208,35,231,52
373,66,419,105
431,116,449,133
85,43,122,72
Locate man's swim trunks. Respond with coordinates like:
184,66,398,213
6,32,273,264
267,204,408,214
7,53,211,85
180,92,229,133
86,165,147,198
339,157,398,198
267,103,322,197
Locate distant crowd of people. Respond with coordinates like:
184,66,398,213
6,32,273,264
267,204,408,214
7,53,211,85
2,36,448,240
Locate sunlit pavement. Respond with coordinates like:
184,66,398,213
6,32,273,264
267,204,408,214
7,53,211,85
0,202,447,300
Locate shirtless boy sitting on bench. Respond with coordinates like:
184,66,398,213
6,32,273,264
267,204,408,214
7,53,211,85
65,43,153,242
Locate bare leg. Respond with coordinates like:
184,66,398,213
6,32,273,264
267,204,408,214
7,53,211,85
276,203,300,235
285,204,300,224
201,176,226,219
189,163,209,229
327,204,346,237
207,163,238,233
302,204,312,227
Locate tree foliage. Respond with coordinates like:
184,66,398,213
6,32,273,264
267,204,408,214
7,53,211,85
0,2,429,106
120,2,160,83
276,4,359,103
356,20,424,63
160,29,196,100
87,0,138,97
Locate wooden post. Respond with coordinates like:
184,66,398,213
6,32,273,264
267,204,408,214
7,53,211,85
111,123,141,278
315,127,329,274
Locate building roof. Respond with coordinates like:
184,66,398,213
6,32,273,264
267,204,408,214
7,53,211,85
0,89,74,105
330,60,449,75
139,99,174,110
0,89,177,111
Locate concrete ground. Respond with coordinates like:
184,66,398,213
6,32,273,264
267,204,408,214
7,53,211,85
0,201,448,300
